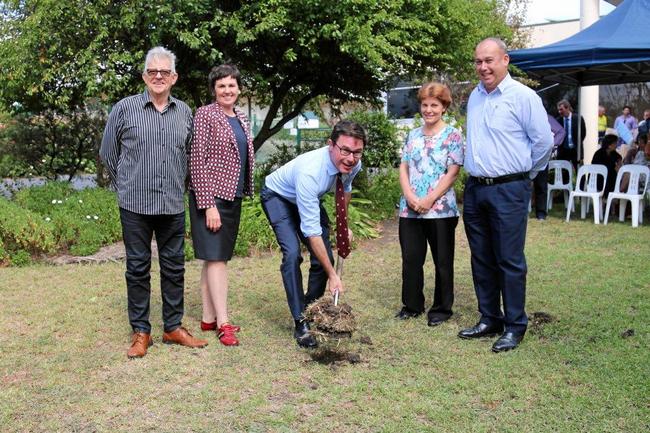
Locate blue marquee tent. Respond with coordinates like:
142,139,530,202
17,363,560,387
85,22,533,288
509,0,650,86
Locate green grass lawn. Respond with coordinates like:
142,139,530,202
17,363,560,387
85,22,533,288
1,209,649,432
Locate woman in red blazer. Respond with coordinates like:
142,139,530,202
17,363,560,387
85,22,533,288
189,64,255,346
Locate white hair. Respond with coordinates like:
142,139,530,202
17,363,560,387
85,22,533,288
143,46,176,74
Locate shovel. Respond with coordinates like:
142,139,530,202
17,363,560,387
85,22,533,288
333,254,344,306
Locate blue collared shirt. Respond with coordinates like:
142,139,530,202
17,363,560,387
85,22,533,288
265,146,361,237
464,74,553,178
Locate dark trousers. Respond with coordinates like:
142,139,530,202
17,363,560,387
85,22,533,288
532,166,549,218
119,208,185,334
462,178,531,334
399,216,458,319
260,186,334,321
557,146,578,183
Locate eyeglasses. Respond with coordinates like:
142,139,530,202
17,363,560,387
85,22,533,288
146,69,172,78
334,142,363,158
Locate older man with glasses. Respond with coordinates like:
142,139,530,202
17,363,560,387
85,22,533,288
260,120,366,348
100,46,208,358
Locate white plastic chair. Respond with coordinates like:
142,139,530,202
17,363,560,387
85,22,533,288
565,164,608,224
604,164,650,228
547,160,574,210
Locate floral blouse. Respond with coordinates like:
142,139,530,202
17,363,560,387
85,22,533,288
398,125,464,219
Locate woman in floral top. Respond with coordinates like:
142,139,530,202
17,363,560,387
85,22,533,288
396,82,464,327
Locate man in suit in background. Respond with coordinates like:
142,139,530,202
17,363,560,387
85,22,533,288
556,99,586,173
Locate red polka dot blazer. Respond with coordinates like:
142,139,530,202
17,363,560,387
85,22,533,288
189,103,255,209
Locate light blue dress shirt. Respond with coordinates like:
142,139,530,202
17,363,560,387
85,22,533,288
265,146,361,237
464,74,553,179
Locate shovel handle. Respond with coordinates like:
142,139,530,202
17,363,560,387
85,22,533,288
334,255,344,306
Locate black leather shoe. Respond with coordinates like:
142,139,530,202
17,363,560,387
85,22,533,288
294,320,318,349
458,322,504,339
427,317,448,327
395,308,421,320
491,332,524,353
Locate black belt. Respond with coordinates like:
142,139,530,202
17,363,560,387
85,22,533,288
471,172,529,186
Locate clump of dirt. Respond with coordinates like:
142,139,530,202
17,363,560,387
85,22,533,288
309,348,361,365
358,335,373,345
528,311,555,333
620,329,634,338
304,296,357,340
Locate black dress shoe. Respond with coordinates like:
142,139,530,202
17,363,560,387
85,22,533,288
395,307,421,320
457,322,504,339
491,332,524,353
427,317,448,327
294,320,318,349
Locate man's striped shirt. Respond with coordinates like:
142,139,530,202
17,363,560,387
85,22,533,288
100,91,193,215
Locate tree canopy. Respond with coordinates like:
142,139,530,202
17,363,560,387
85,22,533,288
0,0,516,151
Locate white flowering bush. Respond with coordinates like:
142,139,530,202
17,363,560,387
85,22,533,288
12,182,120,257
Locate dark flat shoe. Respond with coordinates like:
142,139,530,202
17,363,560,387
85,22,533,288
427,317,448,327
458,322,503,339
492,332,524,353
395,308,421,320
294,320,318,349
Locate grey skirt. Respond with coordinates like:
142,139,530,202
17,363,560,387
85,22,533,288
189,191,242,261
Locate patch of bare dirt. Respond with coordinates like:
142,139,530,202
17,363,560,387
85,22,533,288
528,311,556,334
309,348,362,366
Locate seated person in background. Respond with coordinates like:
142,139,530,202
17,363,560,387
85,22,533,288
624,133,647,165
592,134,622,198
619,140,650,197
633,139,650,168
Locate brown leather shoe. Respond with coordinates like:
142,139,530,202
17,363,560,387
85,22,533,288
162,327,208,348
127,332,153,358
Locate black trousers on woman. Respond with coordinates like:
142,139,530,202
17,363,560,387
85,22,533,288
399,216,458,320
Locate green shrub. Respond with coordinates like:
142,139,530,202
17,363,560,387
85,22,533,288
0,108,105,180
454,167,469,204
13,182,120,256
322,193,380,244
234,195,278,256
356,169,401,220
9,249,31,267
184,242,195,262
0,197,56,254
347,110,400,169
0,237,9,266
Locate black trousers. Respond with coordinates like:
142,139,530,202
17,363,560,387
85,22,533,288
532,166,549,218
119,208,185,334
398,216,458,319
462,178,530,334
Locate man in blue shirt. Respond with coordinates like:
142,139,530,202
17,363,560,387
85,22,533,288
459,38,553,352
261,120,366,348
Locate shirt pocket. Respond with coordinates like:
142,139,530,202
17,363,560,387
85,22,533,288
486,103,520,133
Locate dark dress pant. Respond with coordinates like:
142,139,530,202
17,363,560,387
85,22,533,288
119,208,185,334
399,216,458,319
260,186,334,321
557,146,578,183
462,178,531,334
532,166,549,218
